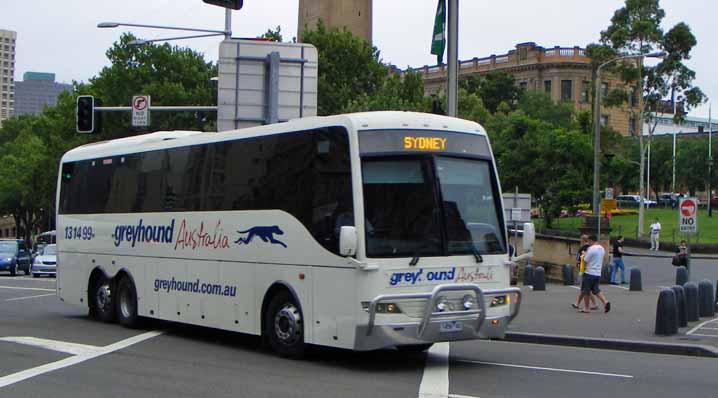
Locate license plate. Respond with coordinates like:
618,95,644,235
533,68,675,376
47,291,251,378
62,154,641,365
439,320,463,333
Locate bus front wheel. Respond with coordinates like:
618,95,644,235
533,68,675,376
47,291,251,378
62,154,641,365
265,291,306,359
90,275,116,323
116,276,141,328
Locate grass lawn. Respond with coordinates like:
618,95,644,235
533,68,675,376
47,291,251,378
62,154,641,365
536,207,718,244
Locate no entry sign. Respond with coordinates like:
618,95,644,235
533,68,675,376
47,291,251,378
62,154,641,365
679,197,698,233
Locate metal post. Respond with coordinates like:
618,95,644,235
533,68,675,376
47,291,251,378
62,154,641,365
446,0,459,117
709,104,713,217
637,60,645,237
672,86,677,194
647,141,651,203
266,52,280,124
592,68,602,218
224,8,232,39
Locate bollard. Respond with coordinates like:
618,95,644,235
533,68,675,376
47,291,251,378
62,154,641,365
655,289,678,335
563,264,574,286
600,264,612,284
684,282,700,322
671,285,687,328
698,280,715,318
533,266,546,291
675,266,688,286
629,268,642,291
523,264,534,286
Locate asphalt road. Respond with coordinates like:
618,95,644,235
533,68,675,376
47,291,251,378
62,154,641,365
0,275,716,398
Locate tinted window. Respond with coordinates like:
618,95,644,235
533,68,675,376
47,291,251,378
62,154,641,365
59,127,353,254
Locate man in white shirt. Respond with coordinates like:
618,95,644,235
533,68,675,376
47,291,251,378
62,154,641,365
576,235,611,313
649,218,661,251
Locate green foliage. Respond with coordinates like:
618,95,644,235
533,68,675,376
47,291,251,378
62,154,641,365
301,21,389,116
461,71,523,114
260,26,284,42
89,33,217,140
343,70,429,113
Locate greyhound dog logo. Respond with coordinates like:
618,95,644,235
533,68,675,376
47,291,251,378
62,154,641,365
235,226,287,248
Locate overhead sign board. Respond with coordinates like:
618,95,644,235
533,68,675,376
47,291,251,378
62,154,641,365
131,95,150,127
502,193,531,223
679,197,698,233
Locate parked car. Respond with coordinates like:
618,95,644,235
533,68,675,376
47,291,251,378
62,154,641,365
31,244,56,278
616,195,656,208
658,193,680,206
0,239,32,276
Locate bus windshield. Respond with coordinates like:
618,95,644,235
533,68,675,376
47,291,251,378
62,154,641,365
362,156,505,258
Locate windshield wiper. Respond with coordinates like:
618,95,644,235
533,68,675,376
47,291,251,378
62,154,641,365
472,247,483,263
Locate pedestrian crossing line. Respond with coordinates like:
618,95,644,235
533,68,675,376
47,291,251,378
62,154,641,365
687,318,718,335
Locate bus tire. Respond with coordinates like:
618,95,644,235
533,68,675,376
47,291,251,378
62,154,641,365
397,343,433,353
116,276,141,328
90,275,116,323
265,290,306,359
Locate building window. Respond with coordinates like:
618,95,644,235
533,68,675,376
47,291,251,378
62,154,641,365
601,82,609,97
519,47,528,61
561,80,572,101
519,81,528,91
629,88,639,107
600,115,609,127
581,81,589,103
629,116,637,135
544,80,552,95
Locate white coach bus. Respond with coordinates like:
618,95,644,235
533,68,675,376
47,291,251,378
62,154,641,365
56,111,527,357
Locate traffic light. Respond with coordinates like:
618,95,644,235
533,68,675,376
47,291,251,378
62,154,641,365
202,0,243,10
76,95,95,133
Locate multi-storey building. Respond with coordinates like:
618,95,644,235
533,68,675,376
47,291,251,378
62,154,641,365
0,29,16,127
298,0,372,43
14,72,72,116
417,42,642,137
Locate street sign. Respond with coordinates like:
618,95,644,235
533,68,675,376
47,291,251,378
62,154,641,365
132,95,150,127
679,197,698,233
605,188,614,199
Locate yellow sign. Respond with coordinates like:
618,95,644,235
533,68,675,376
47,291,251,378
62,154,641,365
601,199,617,214
403,136,447,151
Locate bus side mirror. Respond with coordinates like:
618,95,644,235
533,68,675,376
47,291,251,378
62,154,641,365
339,226,357,257
522,222,535,252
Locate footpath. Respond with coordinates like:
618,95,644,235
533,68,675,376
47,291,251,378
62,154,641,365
506,247,718,358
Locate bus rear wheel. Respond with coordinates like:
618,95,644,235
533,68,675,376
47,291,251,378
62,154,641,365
265,291,306,359
90,275,116,323
116,276,141,328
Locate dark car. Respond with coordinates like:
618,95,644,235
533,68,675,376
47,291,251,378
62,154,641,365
0,239,32,276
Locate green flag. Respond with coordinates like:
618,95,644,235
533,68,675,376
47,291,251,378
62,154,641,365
431,0,446,65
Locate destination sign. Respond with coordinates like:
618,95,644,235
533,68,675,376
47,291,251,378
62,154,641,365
359,130,491,157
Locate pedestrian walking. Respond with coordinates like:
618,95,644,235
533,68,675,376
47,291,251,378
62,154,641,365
649,218,661,251
575,234,611,313
572,234,598,310
610,236,626,284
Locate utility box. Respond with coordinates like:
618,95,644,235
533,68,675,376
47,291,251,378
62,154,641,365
217,39,318,131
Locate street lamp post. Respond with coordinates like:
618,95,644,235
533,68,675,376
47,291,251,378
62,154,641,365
592,51,665,238
97,20,230,45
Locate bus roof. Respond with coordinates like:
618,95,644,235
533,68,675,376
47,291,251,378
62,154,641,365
61,111,486,162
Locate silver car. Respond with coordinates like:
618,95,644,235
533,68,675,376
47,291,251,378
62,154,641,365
31,244,57,278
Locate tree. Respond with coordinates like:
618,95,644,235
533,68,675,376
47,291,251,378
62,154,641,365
89,33,217,140
260,26,284,42
342,70,429,113
461,71,523,114
592,0,705,235
301,21,389,116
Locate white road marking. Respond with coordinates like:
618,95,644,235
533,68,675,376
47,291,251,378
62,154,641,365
0,337,100,356
687,318,718,335
686,333,718,338
457,359,634,379
5,293,55,301
569,286,580,290
0,286,55,292
418,342,450,398
0,331,163,388
448,395,480,398
8,277,55,282
606,284,629,290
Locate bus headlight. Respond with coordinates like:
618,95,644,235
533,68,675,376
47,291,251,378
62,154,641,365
436,295,449,312
361,302,402,314
490,295,508,307
462,294,476,310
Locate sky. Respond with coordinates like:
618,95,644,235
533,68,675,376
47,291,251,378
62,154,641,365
2,0,716,117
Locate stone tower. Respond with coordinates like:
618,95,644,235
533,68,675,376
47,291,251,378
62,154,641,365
298,0,372,42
